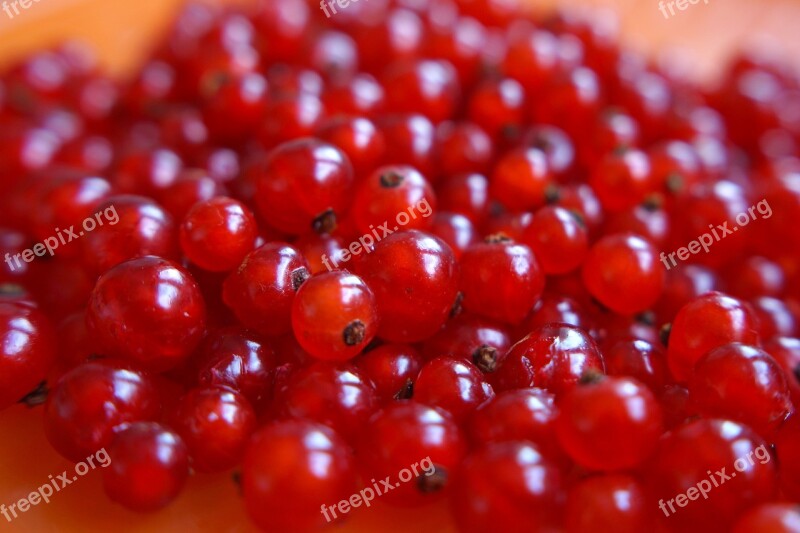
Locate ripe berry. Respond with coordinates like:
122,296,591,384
589,148,653,212
556,375,663,471
732,503,800,533
493,324,604,395
350,165,436,236
222,242,310,337
565,475,647,533
103,422,189,512
581,233,665,315
358,401,466,505
243,420,355,531
171,386,255,473
291,271,379,361
648,419,777,531
667,292,760,382
604,338,669,391
490,147,553,211
87,256,206,371
689,343,793,436
44,362,160,461
520,205,589,275
81,195,178,276
459,237,544,325
414,356,494,422
422,314,512,373
193,328,277,409
278,362,377,442
467,388,563,463
450,442,563,533
354,230,459,343
354,343,423,402
254,138,354,234
178,197,257,272
0,301,55,409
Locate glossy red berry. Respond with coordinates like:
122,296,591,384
521,205,589,275
291,271,379,361
556,375,663,471
490,147,553,211
103,422,189,512
358,401,466,505
354,230,459,343
582,233,665,315
254,138,354,235
493,324,604,396
689,343,793,436
565,475,647,533
414,356,494,423
86,256,206,371
459,237,544,325
732,503,800,533
243,420,355,531
179,196,257,272
81,195,178,276
171,386,255,473
450,441,563,533
279,362,377,442
354,343,422,403
667,292,761,382
350,165,437,236
589,148,654,212
382,59,460,123
222,242,310,337
648,419,777,531
44,362,160,462
0,301,55,409
603,338,669,391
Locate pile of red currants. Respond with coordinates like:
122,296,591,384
0,0,799,531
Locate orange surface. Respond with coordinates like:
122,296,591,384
0,0,799,531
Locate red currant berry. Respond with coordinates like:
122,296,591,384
354,343,422,403
565,475,647,533
254,138,354,235
103,422,189,512
243,420,355,531
354,230,459,343
450,441,563,533
291,271,379,361
171,386,255,473
87,256,206,371
414,356,494,423
667,291,760,382
179,197,257,272
279,362,377,442
459,237,544,325
521,206,589,275
358,401,466,505
44,362,160,461
689,343,792,436
0,301,55,409
556,375,663,471
493,324,604,396
222,242,310,337
581,233,665,315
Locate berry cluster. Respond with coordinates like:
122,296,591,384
0,0,799,531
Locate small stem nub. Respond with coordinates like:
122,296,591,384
312,209,337,235
484,233,512,244
449,292,464,319
660,323,672,347
578,370,605,385
343,320,366,346
18,381,48,407
473,345,499,373
394,379,414,400
379,171,404,188
417,465,448,494
291,267,310,291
